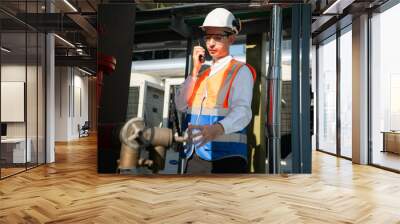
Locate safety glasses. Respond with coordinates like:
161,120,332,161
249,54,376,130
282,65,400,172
203,33,232,43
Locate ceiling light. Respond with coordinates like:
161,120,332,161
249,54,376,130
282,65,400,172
76,49,85,56
78,67,93,76
322,0,353,15
1,47,11,53
54,34,75,48
75,42,84,47
63,0,78,12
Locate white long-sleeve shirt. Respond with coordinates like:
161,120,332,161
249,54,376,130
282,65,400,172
175,55,254,134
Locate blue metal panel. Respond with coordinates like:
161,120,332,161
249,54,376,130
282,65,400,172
300,4,312,173
291,5,301,173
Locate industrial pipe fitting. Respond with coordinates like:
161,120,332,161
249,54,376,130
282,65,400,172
118,117,187,173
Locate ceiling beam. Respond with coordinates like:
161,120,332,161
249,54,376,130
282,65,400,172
168,14,191,38
55,55,96,70
66,13,97,46
14,13,82,32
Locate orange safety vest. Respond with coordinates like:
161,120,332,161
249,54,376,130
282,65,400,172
184,59,256,161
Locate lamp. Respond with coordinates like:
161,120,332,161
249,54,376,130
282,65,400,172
1,47,11,53
54,34,75,48
63,0,78,12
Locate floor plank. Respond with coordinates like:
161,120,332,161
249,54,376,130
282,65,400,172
1,135,400,223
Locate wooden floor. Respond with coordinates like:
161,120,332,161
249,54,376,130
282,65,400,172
1,135,400,223
372,150,400,171
1,164,44,178
1,167,26,178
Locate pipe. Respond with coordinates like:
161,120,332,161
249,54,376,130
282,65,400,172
266,5,282,174
142,127,173,147
118,118,144,171
119,143,140,170
118,117,188,173
149,146,167,172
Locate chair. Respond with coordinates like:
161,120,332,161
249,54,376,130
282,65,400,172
78,121,90,138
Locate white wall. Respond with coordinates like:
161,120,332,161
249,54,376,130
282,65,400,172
71,74,89,138
1,63,46,164
55,67,89,141
55,67,69,141
311,45,317,151
1,65,38,137
1,65,26,145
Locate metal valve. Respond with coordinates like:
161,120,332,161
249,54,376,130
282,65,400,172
118,117,187,173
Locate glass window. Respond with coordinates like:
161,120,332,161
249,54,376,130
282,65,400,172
340,27,352,158
27,30,38,169
318,36,337,154
371,3,400,171
1,31,28,178
0,1,46,179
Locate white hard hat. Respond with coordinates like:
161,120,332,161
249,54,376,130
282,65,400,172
200,8,241,34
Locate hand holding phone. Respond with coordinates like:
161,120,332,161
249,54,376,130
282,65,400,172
197,40,205,63
199,54,205,63
192,44,206,77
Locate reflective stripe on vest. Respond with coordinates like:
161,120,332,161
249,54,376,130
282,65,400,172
184,59,256,161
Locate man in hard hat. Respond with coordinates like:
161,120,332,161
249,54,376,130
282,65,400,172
175,8,256,174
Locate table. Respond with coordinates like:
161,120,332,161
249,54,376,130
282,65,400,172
1,138,31,163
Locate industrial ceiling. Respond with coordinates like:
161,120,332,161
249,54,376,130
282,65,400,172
0,0,392,71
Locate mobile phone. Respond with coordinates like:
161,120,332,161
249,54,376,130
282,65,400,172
197,39,206,63
199,54,205,63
